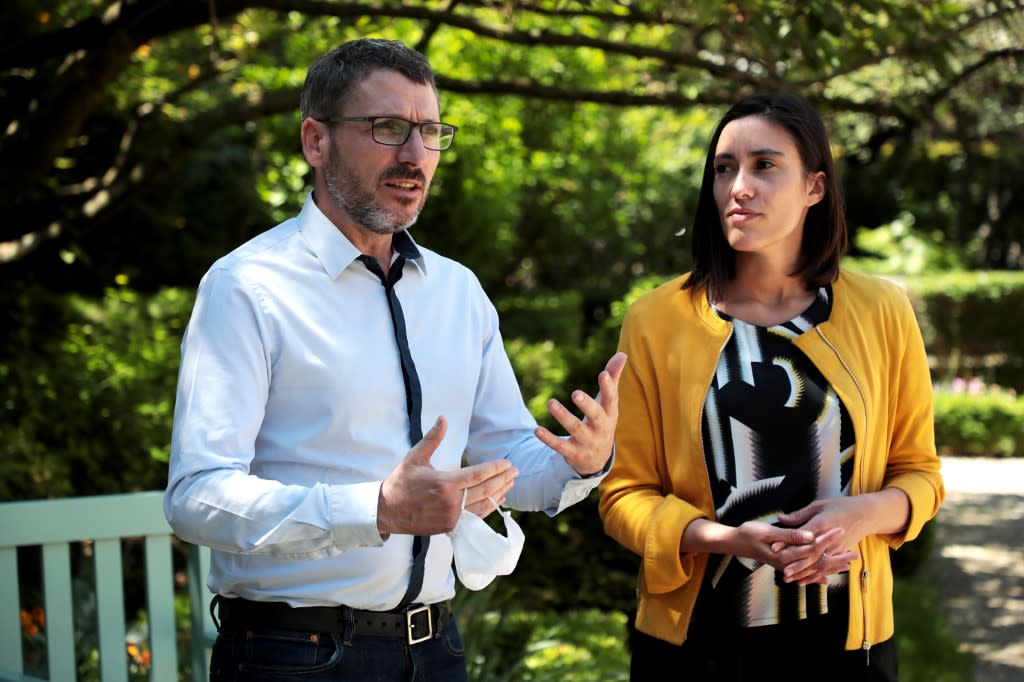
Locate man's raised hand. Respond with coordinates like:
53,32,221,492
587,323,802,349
377,417,518,537
534,352,627,476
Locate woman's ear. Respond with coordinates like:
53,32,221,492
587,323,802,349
807,171,826,207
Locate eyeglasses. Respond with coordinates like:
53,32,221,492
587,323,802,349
316,116,458,151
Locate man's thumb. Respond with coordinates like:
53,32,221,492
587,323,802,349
406,416,447,466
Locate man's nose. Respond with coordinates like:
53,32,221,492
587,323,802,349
397,126,430,164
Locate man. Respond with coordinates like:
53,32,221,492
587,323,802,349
164,38,626,681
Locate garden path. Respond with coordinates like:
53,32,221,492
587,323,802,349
925,456,1024,682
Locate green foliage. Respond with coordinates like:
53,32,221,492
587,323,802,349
841,268,1024,392
497,291,585,348
934,385,1024,457
845,211,964,276
453,586,629,682
905,271,1024,390
0,285,191,500
505,339,571,421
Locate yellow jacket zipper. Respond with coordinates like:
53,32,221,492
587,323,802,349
861,568,871,665
815,326,873,656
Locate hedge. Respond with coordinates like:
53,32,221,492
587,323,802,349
901,271,1024,392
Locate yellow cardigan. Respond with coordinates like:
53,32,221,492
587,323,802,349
599,268,945,651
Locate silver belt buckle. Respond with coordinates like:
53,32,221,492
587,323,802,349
406,604,432,645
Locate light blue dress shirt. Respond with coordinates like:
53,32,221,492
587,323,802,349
164,194,605,610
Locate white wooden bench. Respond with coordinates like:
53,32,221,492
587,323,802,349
0,491,215,682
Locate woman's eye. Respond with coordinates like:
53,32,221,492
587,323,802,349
714,163,733,174
756,159,776,169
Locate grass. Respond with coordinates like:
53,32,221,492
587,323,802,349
893,577,975,682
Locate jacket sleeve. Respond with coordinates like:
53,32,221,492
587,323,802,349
599,302,709,594
879,290,945,547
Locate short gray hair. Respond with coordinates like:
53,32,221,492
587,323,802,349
300,39,438,120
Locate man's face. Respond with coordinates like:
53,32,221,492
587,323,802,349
320,69,441,235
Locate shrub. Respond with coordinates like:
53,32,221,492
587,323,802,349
933,381,1024,457
0,284,192,500
903,271,1024,391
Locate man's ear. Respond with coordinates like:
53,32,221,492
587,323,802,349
807,171,826,207
300,118,330,169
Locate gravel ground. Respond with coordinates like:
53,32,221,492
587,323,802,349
925,457,1024,682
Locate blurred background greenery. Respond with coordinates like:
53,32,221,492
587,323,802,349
3,0,1022,680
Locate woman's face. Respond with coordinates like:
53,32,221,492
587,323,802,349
712,115,824,261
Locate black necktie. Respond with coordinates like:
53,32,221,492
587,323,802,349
357,254,429,609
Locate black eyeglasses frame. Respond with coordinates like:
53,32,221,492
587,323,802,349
315,116,458,151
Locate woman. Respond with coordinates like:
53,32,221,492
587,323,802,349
599,93,944,681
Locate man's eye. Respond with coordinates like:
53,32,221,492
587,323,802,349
378,119,406,134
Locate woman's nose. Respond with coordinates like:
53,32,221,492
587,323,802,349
732,169,754,199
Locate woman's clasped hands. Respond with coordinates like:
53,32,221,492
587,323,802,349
769,496,872,586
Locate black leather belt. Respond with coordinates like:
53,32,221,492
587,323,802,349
215,597,451,645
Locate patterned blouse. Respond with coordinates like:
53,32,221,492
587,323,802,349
699,285,854,628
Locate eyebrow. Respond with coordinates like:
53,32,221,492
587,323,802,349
714,148,786,162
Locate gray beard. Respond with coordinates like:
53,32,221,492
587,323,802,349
322,159,423,236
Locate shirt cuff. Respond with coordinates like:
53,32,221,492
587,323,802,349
579,446,615,479
551,448,615,515
327,481,388,550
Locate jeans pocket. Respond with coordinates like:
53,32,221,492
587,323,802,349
236,628,343,675
440,620,465,657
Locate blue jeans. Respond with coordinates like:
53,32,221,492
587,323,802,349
208,618,469,681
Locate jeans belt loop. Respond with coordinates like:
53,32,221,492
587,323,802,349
405,604,433,645
341,604,355,646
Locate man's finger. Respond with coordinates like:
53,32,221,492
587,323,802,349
568,390,606,427
449,458,515,490
404,416,448,466
464,475,516,512
466,493,507,519
596,353,626,412
546,398,585,437
605,352,628,381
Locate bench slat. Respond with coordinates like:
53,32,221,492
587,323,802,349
0,493,169,546
94,539,128,682
0,548,23,676
189,544,214,682
144,535,177,682
41,543,76,682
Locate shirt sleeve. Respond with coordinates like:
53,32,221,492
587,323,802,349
163,267,385,557
462,294,610,516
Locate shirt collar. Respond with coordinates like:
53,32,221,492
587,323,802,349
298,192,427,279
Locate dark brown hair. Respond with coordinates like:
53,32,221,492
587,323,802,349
300,39,437,121
683,93,847,301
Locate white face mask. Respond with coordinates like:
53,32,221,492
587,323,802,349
447,491,525,591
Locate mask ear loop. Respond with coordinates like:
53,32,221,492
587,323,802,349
462,491,503,515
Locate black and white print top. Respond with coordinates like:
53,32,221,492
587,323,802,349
699,285,854,628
